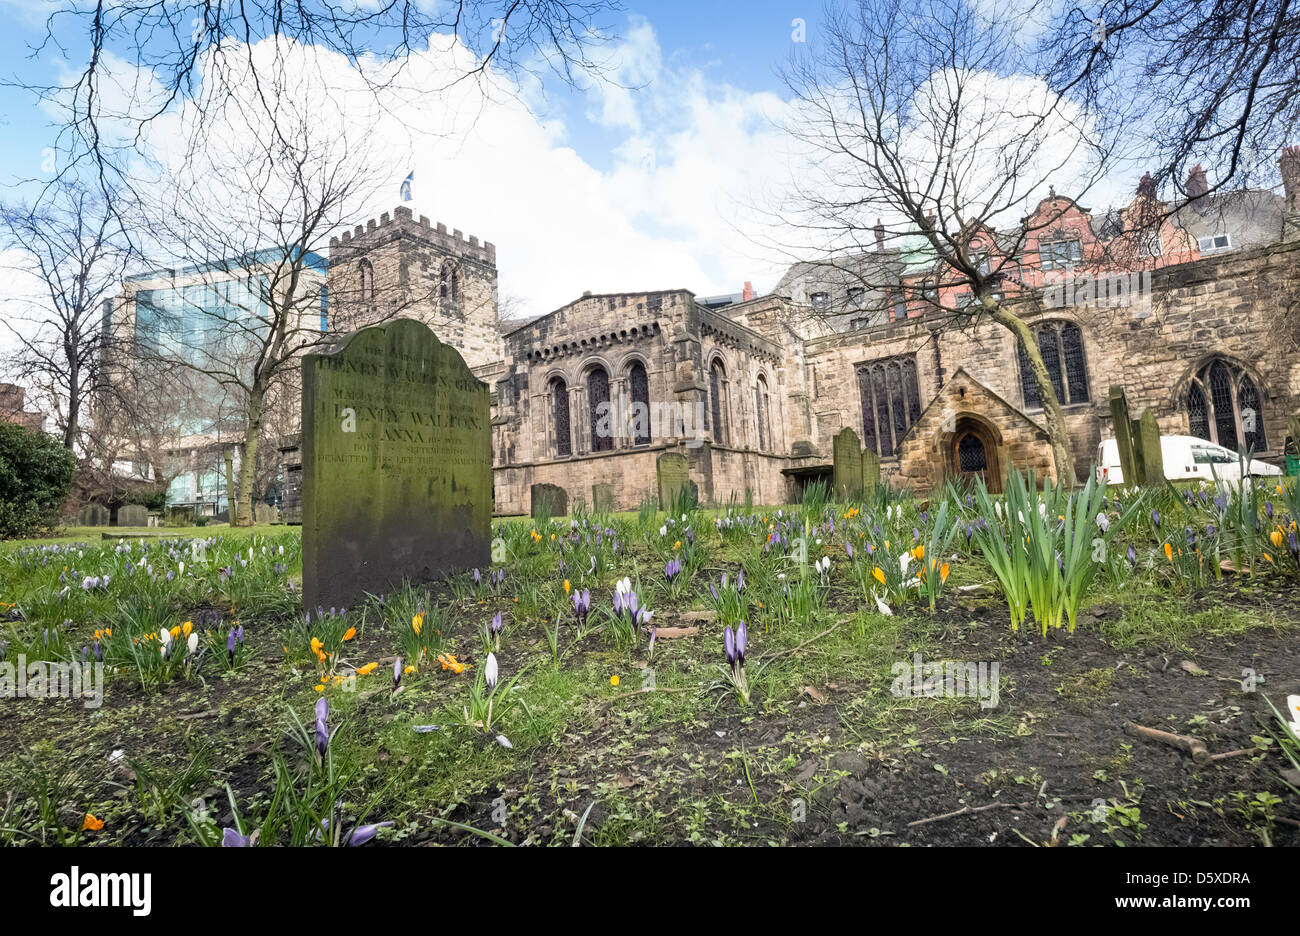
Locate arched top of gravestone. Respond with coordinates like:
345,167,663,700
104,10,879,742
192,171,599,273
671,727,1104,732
306,317,485,391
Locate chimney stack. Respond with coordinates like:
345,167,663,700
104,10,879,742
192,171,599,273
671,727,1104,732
1185,164,1208,199
874,218,885,251
742,281,754,302
1137,172,1157,200
1281,145,1300,212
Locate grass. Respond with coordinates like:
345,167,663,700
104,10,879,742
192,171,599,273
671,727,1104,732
1,482,1297,847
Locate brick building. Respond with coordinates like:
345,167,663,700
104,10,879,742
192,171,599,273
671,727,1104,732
0,383,45,432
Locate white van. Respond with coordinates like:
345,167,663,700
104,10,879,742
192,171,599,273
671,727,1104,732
1096,435,1282,485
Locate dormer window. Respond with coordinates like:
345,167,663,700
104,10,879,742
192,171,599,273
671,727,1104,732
1197,233,1231,253
847,287,864,308
810,291,829,314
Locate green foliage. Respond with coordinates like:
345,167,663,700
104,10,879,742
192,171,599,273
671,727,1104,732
0,423,75,539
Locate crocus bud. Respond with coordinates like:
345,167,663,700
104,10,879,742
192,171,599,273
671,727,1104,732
485,652,499,690
393,656,403,688
724,625,736,666
315,697,330,759
736,621,747,667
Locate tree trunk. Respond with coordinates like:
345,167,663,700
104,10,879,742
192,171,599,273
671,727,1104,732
63,358,80,450
236,387,265,527
987,302,1077,485
224,448,235,522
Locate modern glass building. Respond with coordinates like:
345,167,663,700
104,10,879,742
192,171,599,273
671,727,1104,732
114,250,329,515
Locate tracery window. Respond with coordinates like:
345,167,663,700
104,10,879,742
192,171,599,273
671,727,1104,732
857,356,921,457
1017,321,1090,409
1186,359,1267,451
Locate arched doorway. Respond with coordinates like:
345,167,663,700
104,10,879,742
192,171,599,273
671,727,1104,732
946,416,1003,493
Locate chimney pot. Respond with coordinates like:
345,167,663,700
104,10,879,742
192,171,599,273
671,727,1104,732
1186,164,1209,199
742,281,755,302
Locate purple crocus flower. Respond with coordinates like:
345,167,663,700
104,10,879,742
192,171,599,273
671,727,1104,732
613,590,624,616
315,697,330,759
1151,509,1161,529
736,569,745,592
227,629,237,661
723,625,736,667
347,821,395,846
1127,545,1137,567
1265,501,1274,520
845,541,854,560
736,621,747,667
473,568,481,585
393,656,403,689
221,827,252,847
491,612,504,636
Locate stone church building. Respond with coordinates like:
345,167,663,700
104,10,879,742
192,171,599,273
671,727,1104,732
325,154,1300,515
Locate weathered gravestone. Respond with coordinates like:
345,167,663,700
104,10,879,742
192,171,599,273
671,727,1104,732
863,449,882,489
530,483,568,518
1134,408,1165,486
78,503,108,526
254,503,277,525
117,504,148,527
656,452,691,510
833,428,864,499
1108,385,1139,485
301,318,491,611
592,483,614,514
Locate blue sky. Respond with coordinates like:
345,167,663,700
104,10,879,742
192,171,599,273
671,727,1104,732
0,2,835,321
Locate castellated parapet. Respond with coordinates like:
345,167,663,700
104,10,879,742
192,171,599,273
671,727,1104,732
329,205,497,266
327,205,502,370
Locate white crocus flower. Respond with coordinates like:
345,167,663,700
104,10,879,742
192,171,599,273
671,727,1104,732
1287,695,1300,736
873,592,893,616
485,652,499,690
616,577,632,595
178,561,185,576
995,501,1003,520
659,525,668,537
1096,512,1110,533
159,628,171,646
187,633,199,655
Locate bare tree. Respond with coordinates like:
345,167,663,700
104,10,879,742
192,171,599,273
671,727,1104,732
0,181,129,450
1042,0,1300,197
774,0,1121,482
21,0,622,213
124,78,435,526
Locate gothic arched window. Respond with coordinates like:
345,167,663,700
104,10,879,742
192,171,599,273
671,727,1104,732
1185,359,1267,451
359,260,374,303
755,375,771,451
857,356,921,457
628,361,651,445
440,261,458,301
588,366,613,452
709,359,728,444
1017,321,1090,409
551,378,571,457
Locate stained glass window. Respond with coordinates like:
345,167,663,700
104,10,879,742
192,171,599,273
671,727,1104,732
1018,321,1090,408
552,379,571,457
629,361,650,445
1187,360,1267,451
588,367,612,452
858,356,921,457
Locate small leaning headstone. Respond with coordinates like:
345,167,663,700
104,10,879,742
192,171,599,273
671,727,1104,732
530,483,568,518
